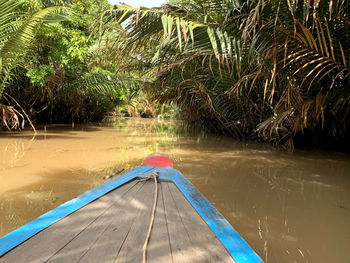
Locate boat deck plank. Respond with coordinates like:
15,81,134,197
167,182,236,263
47,181,145,263
0,181,138,263
78,181,148,263
113,181,155,263
162,181,207,263
0,180,235,263
145,182,173,263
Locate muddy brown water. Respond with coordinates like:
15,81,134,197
0,118,350,263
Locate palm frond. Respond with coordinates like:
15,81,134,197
67,73,140,100
0,6,70,66
100,3,244,67
0,0,20,45
280,19,349,92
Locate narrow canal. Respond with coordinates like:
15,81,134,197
1,118,349,263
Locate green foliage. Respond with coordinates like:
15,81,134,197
0,0,145,127
26,64,55,86
1,6,70,67
99,0,350,149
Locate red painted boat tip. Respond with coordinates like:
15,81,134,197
143,153,173,168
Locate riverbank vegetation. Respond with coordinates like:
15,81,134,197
0,0,146,127
1,0,350,150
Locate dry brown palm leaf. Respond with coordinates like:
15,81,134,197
255,82,303,148
157,51,202,75
3,93,37,133
242,0,262,42
0,104,24,130
255,107,295,144
279,19,349,93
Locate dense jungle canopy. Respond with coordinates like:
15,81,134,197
0,0,349,150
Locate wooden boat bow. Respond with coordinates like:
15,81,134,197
0,154,263,263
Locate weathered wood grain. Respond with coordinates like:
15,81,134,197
145,182,173,263
168,183,236,263
113,180,156,263
46,181,146,263
78,181,152,263
0,181,138,263
162,182,205,263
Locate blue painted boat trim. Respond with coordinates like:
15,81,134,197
0,165,263,263
0,166,154,257
151,167,263,263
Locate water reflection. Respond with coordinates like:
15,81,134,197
0,118,350,263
